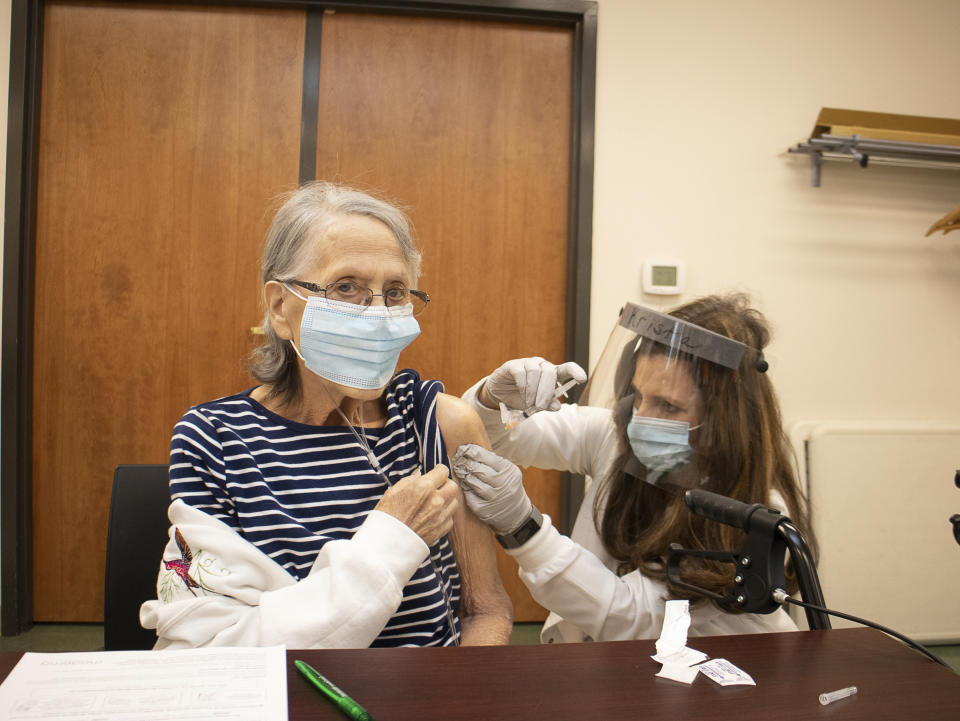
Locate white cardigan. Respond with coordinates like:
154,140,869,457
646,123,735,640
462,379,798,643
140,499,429,649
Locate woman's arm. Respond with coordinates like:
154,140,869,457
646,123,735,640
462,378,619,479
512,516,799,641
142,501,430,649
508,515,662,641
436,393,514,645
452,443,662,642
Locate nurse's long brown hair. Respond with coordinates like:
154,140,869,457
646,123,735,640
595,293,815,602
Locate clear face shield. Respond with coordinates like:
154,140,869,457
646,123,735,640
580,303,746,491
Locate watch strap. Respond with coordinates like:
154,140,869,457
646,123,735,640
495,507,544,549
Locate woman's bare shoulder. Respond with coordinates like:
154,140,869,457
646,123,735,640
436,393,491,451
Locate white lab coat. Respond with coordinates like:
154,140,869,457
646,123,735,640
462,380,798,642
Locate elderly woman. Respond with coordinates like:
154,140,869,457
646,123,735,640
141,182,513,648
454,295,814,643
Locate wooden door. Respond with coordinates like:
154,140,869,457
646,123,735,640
314,12,572,620
32,1,304,621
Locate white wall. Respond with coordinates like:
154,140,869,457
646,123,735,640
591,0,960,431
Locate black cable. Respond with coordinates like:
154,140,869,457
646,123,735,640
774,592,950,669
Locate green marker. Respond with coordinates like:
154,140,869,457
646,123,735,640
294,659,375,721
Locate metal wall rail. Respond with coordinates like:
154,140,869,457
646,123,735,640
788,133,960,186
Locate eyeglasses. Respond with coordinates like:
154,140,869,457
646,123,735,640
286,279,430,316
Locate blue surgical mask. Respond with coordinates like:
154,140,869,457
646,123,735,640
626,415,700,473
288,291,421,389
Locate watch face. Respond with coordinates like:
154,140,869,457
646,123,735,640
514,517,540,545
497,509,543,549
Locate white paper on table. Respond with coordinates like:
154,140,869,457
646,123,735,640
651,646,708,667
650,599,710,685
654,599,691,658
655,661,701,685
0,645,288,721
697,658,756,686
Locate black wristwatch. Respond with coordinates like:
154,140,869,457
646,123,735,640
495,507,544,549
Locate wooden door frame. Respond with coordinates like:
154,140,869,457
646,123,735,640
1,0,596,635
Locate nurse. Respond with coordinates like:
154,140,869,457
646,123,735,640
455,294,814,642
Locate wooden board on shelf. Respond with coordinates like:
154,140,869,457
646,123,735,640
813,107,960,146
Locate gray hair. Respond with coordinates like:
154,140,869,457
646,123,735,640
249,181,422,403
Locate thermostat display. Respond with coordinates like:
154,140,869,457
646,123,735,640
651,265,677,286
642,259,685,295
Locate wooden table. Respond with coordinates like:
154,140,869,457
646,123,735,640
2,628,958,720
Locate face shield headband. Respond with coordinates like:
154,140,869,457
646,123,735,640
581,302,747,491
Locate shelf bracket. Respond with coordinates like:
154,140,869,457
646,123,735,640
789,132,960,187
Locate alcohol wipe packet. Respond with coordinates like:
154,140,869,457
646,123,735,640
697,658,756,686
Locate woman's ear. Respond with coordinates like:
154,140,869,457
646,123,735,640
264,281,297,341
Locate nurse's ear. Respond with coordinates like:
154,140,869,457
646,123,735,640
264,280,298,341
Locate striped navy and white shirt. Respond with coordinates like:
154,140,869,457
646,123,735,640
168,369,462,647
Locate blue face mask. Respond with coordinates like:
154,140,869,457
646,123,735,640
288,292,421,390
626,415,700,473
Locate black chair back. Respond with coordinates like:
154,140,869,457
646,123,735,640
104,464,171,650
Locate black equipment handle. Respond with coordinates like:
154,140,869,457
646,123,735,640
667,489,830,629
684,489,767,531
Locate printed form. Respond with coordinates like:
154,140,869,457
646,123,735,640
0,645,288,720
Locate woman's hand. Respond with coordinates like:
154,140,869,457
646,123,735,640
452,444,534,536
375,465,459,546
478,357,586,413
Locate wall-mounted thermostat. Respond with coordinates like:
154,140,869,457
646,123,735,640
642,258,685,295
